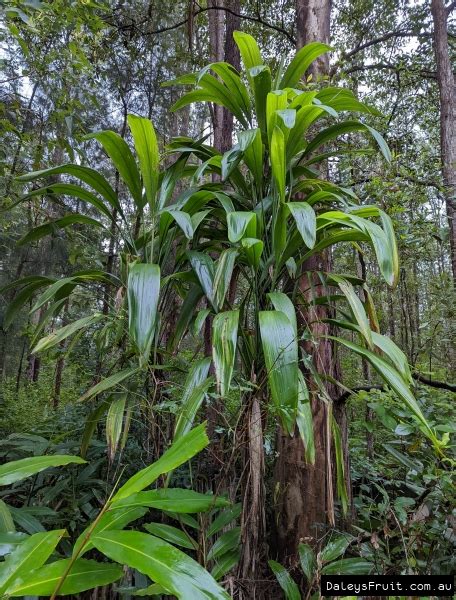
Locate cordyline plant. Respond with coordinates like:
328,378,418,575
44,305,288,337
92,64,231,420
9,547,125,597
4,31,447,592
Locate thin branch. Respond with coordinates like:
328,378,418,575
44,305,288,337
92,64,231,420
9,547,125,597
413,373,456,392
108,5,295,45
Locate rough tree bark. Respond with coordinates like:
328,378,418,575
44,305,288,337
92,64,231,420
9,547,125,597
208,0,225,152
431,0,456,282
274,0,353,572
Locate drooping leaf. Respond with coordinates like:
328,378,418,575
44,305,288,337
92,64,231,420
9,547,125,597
188,251,217,311
287,202,316,249
227,211,256,243
174,360,212,441
259,311,298,434
106,393,127,461
17,164,121,214
78,368,138,403
91,531,231,599
337,278,373,349
128,114,159,209
330,337,437,445
267,292,297,336
32,314,104,353
212,311,239,396
213,249,238,309
331,416,349,516
280,41,331,88
85,130,143,208
128,263,161,368
0,455,86,486
296,372,315,464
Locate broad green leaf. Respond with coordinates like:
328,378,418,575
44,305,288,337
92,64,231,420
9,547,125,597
259,310,298,434
233,31,263,82
331,417,349,516
319,533,353,563
240,128,263,186
91,531,231,599
19,183,113,220
18,214,104,246
0,501,15,534
267,292,297,336
271,126,286,202
304,121,391,163
161,209,194,239
379,211,399,287
207,527,240,561
227,211,256,243
213,249,238,309
296,372,315,464
330,337,437,444
268,560,301,600
321,558,374,575
80,400,108,458
86,130,143,207
0,529,64,594
266,91,288,141
111,489,229,513
144,523,198,550
337,279,373,349
207,504,242,538
169,284,204,351
211,550,240,581
32,314,103,353
17,164,121,213
128,263,161,368
250,65,272,134
298,543,316,582
280,41,331,88
241,237,264,270
287,202,316,249
315,87,380,115
106,393,127,461
7,559,122,596
73,506,148,557
111,424,209,502
128,115,159,209
371,332,412,385
212,311,239,396
188,251,216,311
79,367,138,402
174,364,212,442
0,455,86,486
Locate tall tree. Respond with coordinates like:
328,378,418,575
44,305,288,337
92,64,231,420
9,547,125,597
431,0,456,282
274,0,343,568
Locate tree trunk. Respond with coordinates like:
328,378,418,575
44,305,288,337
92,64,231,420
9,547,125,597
274,0,347,570
221,0,240,152
431,0,456,282
208,0,225,152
